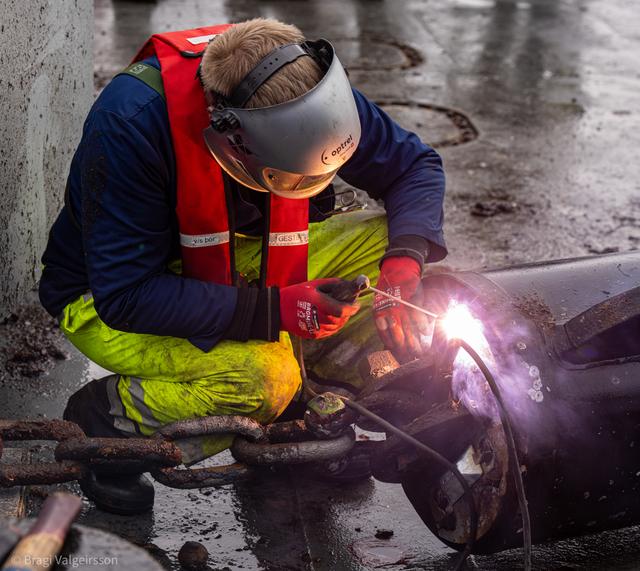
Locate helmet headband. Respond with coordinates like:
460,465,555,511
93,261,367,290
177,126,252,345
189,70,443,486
203,39,361,199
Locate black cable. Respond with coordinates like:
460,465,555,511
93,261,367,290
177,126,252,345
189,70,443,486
457,339,533,571
302,333,531,569
339,396,477,571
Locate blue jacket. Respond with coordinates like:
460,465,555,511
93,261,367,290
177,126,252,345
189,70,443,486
40,57,446,351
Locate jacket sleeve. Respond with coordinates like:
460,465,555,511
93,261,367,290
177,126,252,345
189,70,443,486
80,108,237,352
337,89,447,262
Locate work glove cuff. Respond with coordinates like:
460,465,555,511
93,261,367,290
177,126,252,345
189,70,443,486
380,234,430,271
224,287,280,342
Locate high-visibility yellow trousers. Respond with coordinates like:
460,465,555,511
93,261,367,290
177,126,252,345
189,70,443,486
60,210,387,461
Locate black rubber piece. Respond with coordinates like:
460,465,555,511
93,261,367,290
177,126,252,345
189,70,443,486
63,376,125,438
79,472,155,515
307,440,374,483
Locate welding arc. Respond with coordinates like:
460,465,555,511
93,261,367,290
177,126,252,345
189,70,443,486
457,339,533,571
338,397,477,571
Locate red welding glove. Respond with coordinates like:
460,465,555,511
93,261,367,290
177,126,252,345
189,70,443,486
374,257,430,362
280,278,360,339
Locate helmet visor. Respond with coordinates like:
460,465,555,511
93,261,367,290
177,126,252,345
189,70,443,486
261,167,337,199
206,140,338,198
202,39,360,201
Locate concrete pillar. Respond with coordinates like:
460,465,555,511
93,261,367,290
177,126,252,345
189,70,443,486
0,0,93,318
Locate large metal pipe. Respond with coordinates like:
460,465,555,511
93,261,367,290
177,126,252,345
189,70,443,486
396,251,640,553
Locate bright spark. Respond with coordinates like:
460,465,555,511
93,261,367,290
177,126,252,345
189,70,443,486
442,301,497,416
441,301,487,350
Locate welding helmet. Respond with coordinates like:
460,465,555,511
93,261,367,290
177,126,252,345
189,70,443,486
203,39,361,199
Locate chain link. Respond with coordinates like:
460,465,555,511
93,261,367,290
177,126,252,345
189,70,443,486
0,414,356,490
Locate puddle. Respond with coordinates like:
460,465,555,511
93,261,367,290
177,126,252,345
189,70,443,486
351,538,409,567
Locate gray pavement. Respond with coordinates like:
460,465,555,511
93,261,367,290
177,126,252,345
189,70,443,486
3,0,640,569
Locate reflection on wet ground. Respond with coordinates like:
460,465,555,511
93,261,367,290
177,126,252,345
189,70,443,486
3,0,640,569
94,0,640,271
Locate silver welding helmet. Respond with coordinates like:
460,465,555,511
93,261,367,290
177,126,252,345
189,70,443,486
203,39,361,199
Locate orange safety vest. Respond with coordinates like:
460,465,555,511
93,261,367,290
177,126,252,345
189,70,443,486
133,25,309,287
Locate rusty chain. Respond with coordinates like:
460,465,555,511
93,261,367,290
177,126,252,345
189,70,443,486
0,350,438,492
0,419,184,487
0,414,357,490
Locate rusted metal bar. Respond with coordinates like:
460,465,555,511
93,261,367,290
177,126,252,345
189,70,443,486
152,463,252,489
0,461,86,487
155,415,264,442
263,419,355,443
355,389,428,431
55,438,182,467
358,353,436,398
231,430,355,466
263,420,310,443
0,419,85,442
358,350,400,385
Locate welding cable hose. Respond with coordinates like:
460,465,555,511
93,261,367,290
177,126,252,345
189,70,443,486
457,339,533,571
337,397,478,571
298,336,477,569
315,340,533,570
294,338,478,569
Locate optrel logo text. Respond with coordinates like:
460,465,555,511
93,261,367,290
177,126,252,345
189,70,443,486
321,134,355,165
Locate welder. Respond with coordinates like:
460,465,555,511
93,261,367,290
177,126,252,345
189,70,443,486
38,18,447,514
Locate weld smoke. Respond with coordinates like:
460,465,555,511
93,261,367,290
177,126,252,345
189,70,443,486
446,301,549,428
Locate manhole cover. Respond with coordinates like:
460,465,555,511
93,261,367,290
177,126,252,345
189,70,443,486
377,101,479,148
332,38,423,71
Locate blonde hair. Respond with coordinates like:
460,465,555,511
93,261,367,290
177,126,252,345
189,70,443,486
201,18,323,109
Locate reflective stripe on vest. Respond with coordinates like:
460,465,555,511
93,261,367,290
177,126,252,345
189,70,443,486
180,231,230,248
268,230,309,247
132,25,309,288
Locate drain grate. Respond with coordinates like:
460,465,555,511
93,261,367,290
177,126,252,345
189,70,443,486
376,101,479,148
331,38,424,71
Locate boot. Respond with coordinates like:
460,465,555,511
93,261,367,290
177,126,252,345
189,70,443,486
79,471,155,515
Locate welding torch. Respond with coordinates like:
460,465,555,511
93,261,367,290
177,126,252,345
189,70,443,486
297,274,438,386
319,273,438,319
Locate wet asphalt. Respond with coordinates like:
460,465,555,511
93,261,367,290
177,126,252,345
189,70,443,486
2,0,640,569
